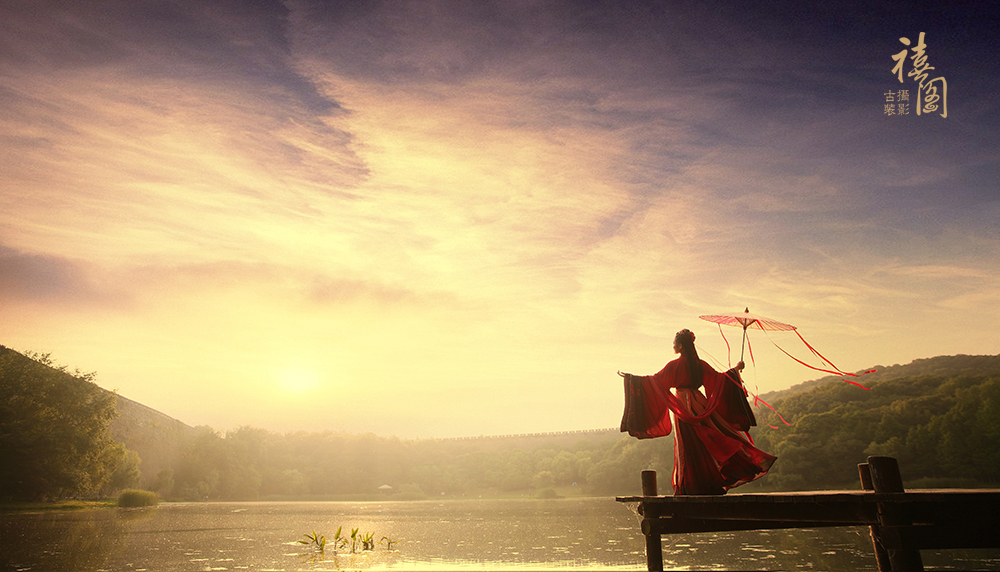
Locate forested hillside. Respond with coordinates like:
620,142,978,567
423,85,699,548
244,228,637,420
753,354,1000,490
0,346,140,500
4,346,998,502
758,354,1000,404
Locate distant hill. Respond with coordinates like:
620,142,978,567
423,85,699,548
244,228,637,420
758,354,1000,404
109,393,195,486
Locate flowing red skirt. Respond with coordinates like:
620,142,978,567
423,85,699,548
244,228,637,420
672,388,776,495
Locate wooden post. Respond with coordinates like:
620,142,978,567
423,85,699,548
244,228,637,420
868,456,923,572
640,470,663,572
860,462,892,572
641,469,658,496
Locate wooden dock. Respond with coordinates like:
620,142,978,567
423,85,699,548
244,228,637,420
616,456,1000,572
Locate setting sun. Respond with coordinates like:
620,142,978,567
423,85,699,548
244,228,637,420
275,367,323,394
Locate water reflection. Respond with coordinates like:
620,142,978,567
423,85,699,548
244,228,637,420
1,499,998,571
0,507,154,571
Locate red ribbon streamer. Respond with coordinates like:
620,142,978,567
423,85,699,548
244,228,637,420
711,324,877,428
796,331,857,377
770,332,873,390
717,323,732,369
753,391,790,426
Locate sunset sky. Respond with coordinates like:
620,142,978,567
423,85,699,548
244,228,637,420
2,1,998,438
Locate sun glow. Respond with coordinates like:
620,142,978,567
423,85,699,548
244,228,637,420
276,367,323,393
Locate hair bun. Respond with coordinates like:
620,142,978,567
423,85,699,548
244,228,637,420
676,329,695,342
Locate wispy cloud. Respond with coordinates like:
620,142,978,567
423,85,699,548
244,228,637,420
1,0,998,436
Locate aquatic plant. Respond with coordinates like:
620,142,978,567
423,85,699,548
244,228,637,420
298,525,391,555
360,531,376,551
331,525,348,551
117,489,159,507
299,530,326,551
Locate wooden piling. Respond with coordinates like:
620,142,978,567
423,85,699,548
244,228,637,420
639,469,664,572
859,462,892,572
868,456,924,572
641,469,658,497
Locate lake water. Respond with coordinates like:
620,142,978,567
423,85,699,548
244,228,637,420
2,497,999,571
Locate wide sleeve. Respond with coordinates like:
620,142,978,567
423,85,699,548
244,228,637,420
620,373,673,439
710,367,757,433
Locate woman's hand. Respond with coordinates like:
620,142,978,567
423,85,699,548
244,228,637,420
736,361,745,372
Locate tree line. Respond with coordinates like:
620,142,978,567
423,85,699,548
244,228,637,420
154,426,672,500
0,344,672,501
4,345,999,502
160,354,1000,499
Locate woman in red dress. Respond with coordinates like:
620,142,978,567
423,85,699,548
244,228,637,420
619,329,776,495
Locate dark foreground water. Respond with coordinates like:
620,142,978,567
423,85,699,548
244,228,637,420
2,498,999,571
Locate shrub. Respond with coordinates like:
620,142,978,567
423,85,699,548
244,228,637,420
118,489,160,507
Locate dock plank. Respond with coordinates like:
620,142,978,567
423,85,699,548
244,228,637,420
618,487,1000,571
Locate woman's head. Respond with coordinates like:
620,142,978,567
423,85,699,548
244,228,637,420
673,329,696,354
673,328,703,387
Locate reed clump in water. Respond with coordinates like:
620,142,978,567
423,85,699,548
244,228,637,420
117,489,159,507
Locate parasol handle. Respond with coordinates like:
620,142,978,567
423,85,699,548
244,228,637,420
740,307,749,361
741,325,747,361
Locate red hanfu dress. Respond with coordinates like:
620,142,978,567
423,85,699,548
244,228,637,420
620,355,776,495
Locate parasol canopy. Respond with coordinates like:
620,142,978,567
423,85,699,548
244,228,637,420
698,306,875,428
699,308,797,332
699,308,794,361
